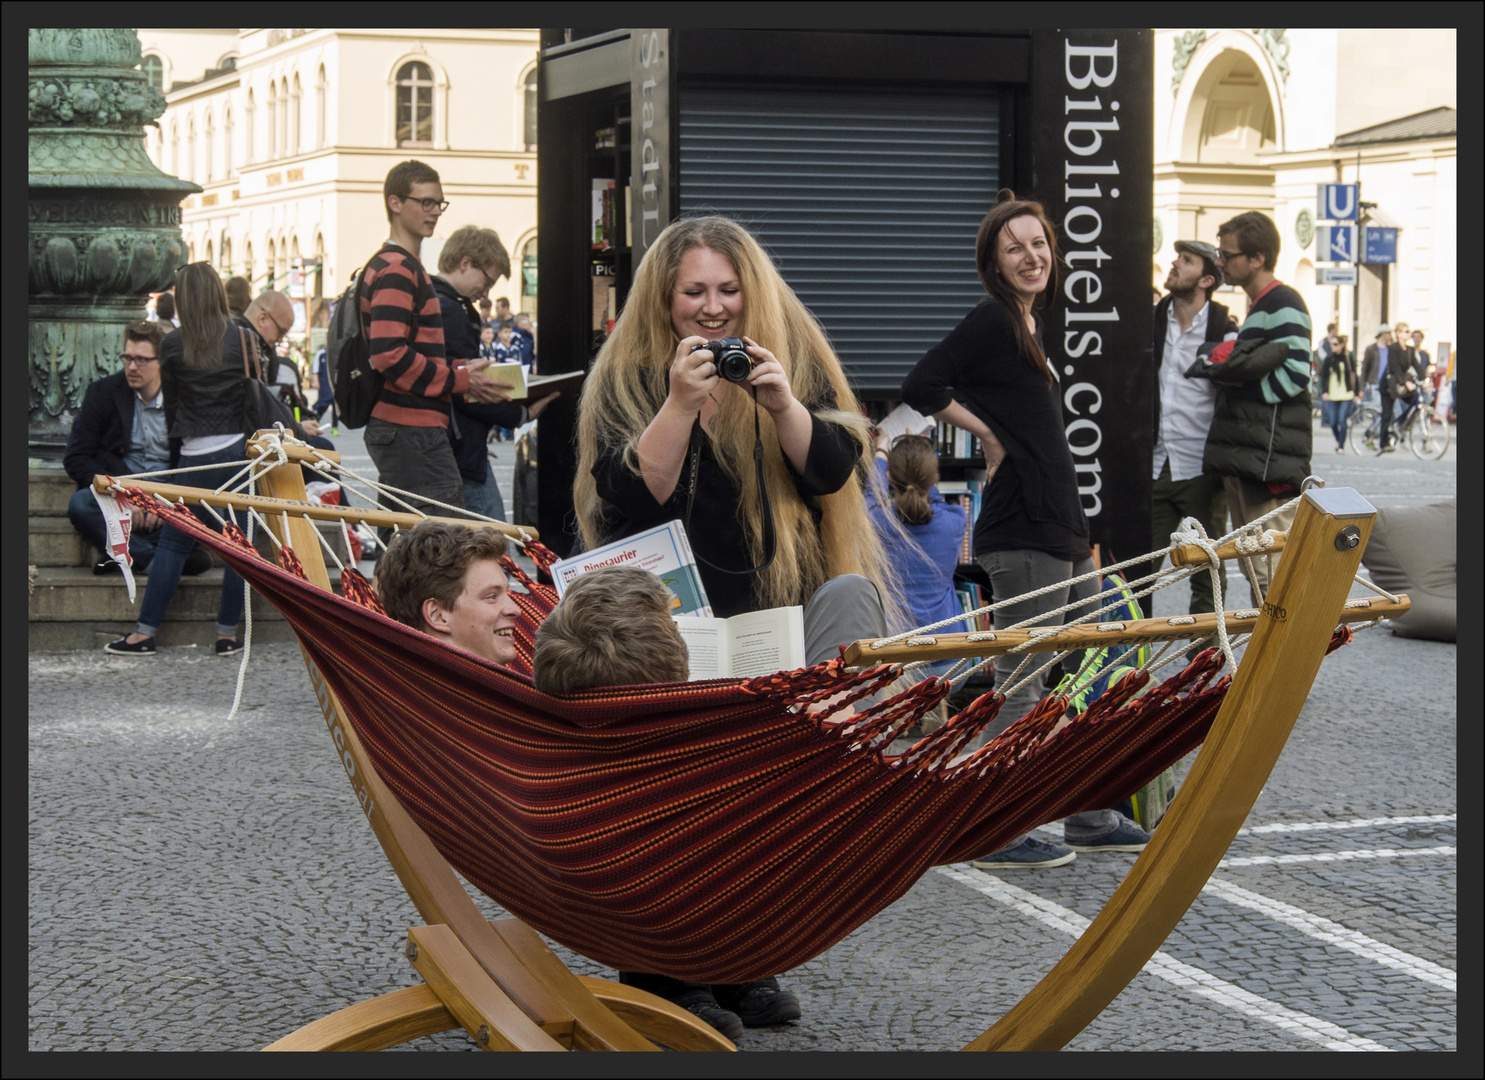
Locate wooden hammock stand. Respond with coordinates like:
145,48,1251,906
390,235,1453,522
97,436,1405,1052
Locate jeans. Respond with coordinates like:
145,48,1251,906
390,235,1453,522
975,548,1120,844
1320,399,1355,449
135,440,249,639
1147,462,1226,617
68,486,163,569
364,418,465,551
1219,475,1297,606
461,460,507,524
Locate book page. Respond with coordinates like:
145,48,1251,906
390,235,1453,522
723,606,805,679
673,618,728,680
482,362,527,400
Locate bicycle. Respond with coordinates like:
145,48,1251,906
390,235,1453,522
1349,384,1450,460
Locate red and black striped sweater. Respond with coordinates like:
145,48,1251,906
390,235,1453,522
359,243,470,428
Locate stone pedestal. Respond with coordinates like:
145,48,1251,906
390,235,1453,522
28,28,199,460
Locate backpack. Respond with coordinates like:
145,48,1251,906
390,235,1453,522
327,260,381,429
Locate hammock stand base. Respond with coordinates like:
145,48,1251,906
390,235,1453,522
98,440,1394,1052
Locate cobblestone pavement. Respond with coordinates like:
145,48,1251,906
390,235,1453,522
29,423,1457,1053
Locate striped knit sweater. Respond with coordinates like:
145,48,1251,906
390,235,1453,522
1232,281,1312,405
360,243,469,427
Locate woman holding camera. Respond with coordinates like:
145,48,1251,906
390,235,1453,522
574,215,897,1036
901,189,1150,868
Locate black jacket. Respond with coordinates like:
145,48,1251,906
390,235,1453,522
433,276,523,483
1317,349,1358,397
63,371,180,488
159,323,266,440
1187,340,1312,489
1152,295,1235,436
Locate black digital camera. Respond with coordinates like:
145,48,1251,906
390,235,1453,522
691,337,754,383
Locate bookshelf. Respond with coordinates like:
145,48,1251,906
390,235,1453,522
587,111,632,358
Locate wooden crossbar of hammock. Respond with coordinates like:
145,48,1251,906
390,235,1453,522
92,441,1403,1052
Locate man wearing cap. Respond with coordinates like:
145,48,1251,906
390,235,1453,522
1361,323,1414,452
1148,240,1238,615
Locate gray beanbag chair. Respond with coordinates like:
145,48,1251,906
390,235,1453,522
1359,499,1456,642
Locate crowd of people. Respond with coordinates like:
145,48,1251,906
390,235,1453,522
78,161,1445,1039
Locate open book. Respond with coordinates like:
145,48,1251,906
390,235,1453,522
477,363,586,402
673,606,805,681
875,402,935,444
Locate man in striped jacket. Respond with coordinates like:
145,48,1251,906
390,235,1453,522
361,160,507,525
1203,211,1313,602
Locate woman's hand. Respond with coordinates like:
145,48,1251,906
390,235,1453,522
739,338,797,416
668,335,721,414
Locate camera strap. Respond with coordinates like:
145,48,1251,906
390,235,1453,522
683,386,776,576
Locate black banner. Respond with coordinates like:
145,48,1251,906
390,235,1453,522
630,29,673,269
1030,30,1154,566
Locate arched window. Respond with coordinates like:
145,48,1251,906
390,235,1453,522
204,111,215,181
279,78,289,158
313,234,325,298
170,122,180,175
221,235,233,274
217,54,237,73
291,73,302,156
244,241,254,288
245,90,255,163
205,238,214,267
316,65,327,149
524,67,538,151
186,116,196,180
291,236,302,296
267,82,277,159
142,54,164,93
223,108,233,174
396,61,435,147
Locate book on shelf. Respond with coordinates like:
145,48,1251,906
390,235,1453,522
593,126,618,150
673,606,806,681
934,420,982,460
550,519,712,618
591,179,618,251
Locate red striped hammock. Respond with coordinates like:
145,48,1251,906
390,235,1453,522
118,488,1346,983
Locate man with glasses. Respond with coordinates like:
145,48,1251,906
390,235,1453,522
64,321,210,577
359,160,508,536
1199,211,1313,603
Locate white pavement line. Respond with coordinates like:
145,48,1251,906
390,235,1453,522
1202,876,1457,992
1240,813,1456,836
935,866,1391,1052
1220,845,1456,868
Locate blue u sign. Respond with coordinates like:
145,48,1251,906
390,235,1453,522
1317,183,1359,221
1363,226,1398,264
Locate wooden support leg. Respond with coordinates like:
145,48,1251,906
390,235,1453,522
965,486,1377,1051
263,985,460,1051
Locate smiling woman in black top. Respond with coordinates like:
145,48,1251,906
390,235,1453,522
901,189,1150,867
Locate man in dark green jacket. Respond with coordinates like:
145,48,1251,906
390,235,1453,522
1201,212,1313,605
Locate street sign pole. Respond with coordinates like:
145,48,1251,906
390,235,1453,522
1353,152,1361,372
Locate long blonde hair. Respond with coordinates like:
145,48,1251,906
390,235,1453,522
575,216,897,615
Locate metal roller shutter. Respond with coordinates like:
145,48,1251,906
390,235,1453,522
679,87,1000,396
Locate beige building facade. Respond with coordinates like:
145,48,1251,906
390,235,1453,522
139,27,541,337
1153,28,1456,361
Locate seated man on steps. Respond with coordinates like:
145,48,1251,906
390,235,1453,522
532,565,803,1042
63,320,211,578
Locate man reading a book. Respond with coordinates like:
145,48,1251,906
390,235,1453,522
374,521,520,665
531,564,801,1038
533,566,690,692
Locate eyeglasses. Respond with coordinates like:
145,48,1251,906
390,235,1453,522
1215,248,1246,263
478,265,500,291
398,196,450,213
120,354,158,367
259,309,292,337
